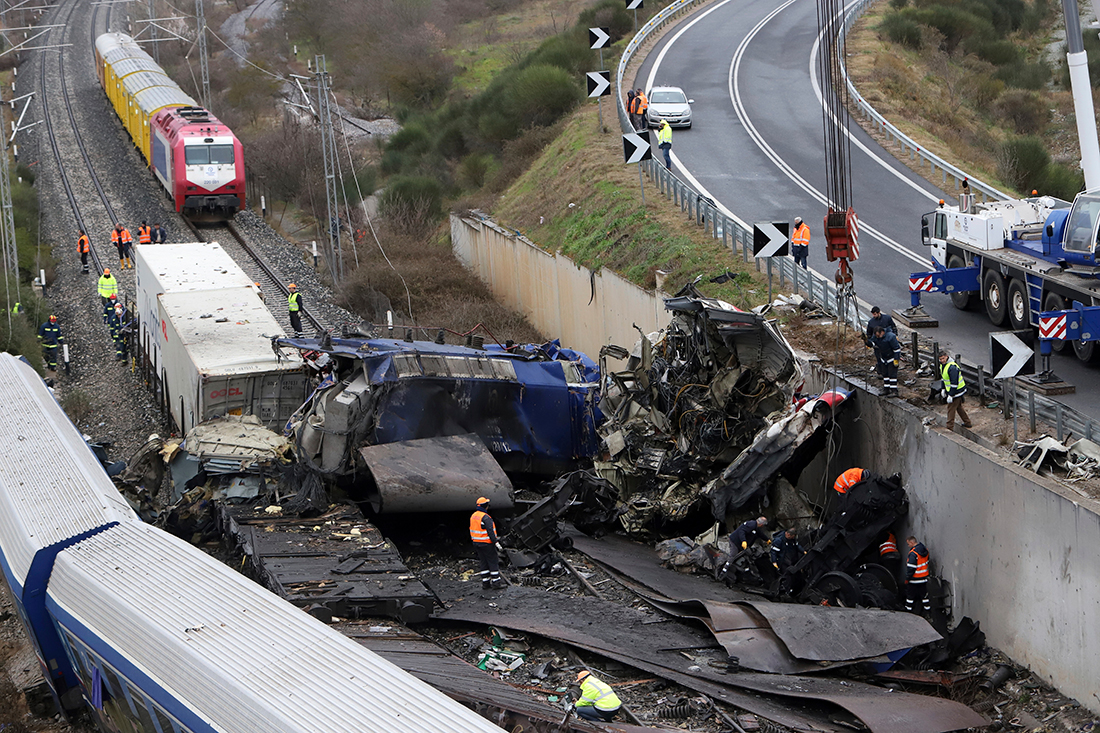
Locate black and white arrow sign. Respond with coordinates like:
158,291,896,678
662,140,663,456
622,132,651,164
625,0,643,9
589,27,610,49
586,71,611,98
990,330,1036,380
753,221,790,258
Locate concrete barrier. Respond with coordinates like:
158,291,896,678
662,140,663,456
451,214,669,359
807,366,1100,713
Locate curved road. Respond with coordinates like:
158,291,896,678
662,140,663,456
631,0,1100,418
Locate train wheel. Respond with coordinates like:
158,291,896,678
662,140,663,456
1043,292,1067,353
983,269,1007,327
948,256,972,310
1007,279,1030,331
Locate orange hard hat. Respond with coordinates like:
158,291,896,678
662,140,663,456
476,496,490,506
104,268,110,274
577,670,590,681
288,283,297,289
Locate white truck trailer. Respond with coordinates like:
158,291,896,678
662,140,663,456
157,286,307,434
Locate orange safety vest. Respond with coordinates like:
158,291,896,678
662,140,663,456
879,532,898,557
470,511,491,543
833,467,865,494
77,234,90,254
636,92,648,113
138,225,151,244
792,222,811,248
909,548,929,581
111,228,133,245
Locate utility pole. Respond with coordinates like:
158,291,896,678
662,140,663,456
0,101,20,307
195,0,210,109
315,56,343,285
148,0,159,63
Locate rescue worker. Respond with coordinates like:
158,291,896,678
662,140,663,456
865,305,897,341
634,88,648,130
107,294,122,358
77,229,91,274
111,223,134,269
904,536,931,614
770,527,804,572
470,497,505,589
137,220,152,247
657,120,672,170
287,283,303,337
791,216,811,269
833,467,868,495
11,302,22,314
574,670,621,722
112,301,131,360
871,325,901,396
151,222,167,243
626,89,637,130
938,352,972,430
728,516,768,554
253,282,265,304
37,315,63,370
97,267,118,323
878,530,901,578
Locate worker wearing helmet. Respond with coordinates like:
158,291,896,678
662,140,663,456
792,216,810,269
97,268,118,324
574,670,621,722
37,315,63,371
287,283,303,337
470,497,505,590
111,300,131,361
111,223,134,269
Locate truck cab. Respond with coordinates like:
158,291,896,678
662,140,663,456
1060,191,1100,267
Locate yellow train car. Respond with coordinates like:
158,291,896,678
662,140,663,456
94,33,195,160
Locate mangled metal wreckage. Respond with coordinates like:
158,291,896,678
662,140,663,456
273,334,603,510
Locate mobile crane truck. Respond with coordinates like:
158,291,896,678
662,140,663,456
903,0,1100,377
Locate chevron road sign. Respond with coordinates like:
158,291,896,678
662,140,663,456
622,132,651,163
753,221,790,258
589,27,610,49
990,330,1035,380
625,0,643,9
587,71,611,98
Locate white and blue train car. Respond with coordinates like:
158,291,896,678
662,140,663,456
0,354,137,710
0,352,507,733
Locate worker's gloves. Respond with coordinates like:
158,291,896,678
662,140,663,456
740,541,748,550
892,359,899,367
495,542,504,552
940,389,947,399
946,395,954,404
772,562,779,570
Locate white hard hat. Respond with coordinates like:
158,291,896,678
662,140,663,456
794,216,803,224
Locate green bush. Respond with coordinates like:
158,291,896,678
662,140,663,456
387,123,433,156
879,13,923,48
902,6,994,53
577,0,634,41
504,64,582,130
995,60,1050,90
969,38,1018,66
380,149,409,176
1039,162,1084,200
524,34,593,76
992,89,1048,134
343,166,377,199
380,175,444,223
435,121,468,160
1059,31,1100,89
967,75,1004,111
998,136,1050,190
888,0,908,8
1,295,50,372
457,153,497,189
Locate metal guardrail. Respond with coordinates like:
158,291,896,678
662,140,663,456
614,0,1100,443
837,0,1009,203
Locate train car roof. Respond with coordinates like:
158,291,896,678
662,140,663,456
133,88,196,117
159,287,301,373
47,521,505,733
0,354,136,591
121,70,178,97
95,32,144,60
135,242,254,294
108,57,165,81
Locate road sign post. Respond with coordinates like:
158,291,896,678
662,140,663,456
625,0,641,30
586,71,610,129
623,132,651,204
991,330,1036,443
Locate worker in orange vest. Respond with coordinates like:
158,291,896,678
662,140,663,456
832,467,868,495
111,223,134,269
904,536,931,614
634,88,649,131
791,216,811,269
137,220,152,246
470,497,505,589
77,229,90,274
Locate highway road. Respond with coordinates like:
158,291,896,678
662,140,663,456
630,0,1100,419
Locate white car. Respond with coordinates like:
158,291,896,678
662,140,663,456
647,86,693,128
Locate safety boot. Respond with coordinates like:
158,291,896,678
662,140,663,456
490,578,507,589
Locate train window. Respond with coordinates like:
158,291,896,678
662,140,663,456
125,681,159,732
209,145,235,164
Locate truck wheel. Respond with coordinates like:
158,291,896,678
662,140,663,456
1007,279,1030,331
983,270,1007,326
1043,292,1067,353
1073,338,1100,363
947,255,971,310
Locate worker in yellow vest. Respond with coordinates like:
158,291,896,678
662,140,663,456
574,670,622,722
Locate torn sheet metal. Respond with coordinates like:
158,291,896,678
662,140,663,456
184,414,292,466
430,580,986,733
708,389,851,517
281,336,602,478
506,472,622,554
359,434,513,513
337,623,678,733
218,504,435,623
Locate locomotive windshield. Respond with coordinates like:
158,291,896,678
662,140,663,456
184,144,235,166
1063,193,1100,253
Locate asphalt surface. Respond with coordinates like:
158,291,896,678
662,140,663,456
631,0,1100,419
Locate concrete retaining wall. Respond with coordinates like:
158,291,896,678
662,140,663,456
810,368,1100,711
451,215,669,359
